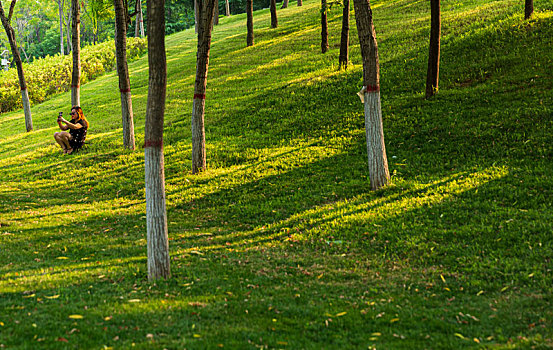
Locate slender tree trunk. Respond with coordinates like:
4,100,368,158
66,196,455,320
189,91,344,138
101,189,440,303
321,0,329,53
58,0,64,55
114,0,136,150
0,1,33,131
270,0,277,28
525,0,533,19
66,5,72,52
339,0,349,68
145,0,170,281
353,0,390,190
213,0,219,25
281,0,289,9
247,0,254,46
71,0,80,106
425,0,440,99
192,0,217,174
225,0,230,16
298,0,302,7
194,0,199,33
135,0,145,37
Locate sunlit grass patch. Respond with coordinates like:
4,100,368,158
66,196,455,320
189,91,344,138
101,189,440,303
0,0,552,348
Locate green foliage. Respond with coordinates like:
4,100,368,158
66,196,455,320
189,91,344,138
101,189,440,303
0,37,146,113
0,0,552,349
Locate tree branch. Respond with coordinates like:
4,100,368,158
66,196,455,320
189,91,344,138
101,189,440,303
8,0,17,22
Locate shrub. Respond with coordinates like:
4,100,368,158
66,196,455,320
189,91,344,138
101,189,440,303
0,37,147,113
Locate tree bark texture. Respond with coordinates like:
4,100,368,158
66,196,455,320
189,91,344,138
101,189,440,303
213,0,219,25
114,0,136,150
66,5,72,53
339,0,349,68
225,0,230,16
213,0,219,26
71,0,81,107
321,0,329,53
0,0,33,131
281,0,289,9
58,0,64,55
270,0,278,28
525,0,533,19
353,0,390,190
363,91,389,190
247,0,254,46
425,0,440,99
145,0,170,281
298,0,302,7
192,0,217,174
135,0,145,37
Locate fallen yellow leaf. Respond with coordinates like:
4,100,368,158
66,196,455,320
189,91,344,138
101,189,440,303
440,275,446,283
476,290,484,296
68,315,84,319
193,334,202,338
45,295,60,299
23,294,36,298
371,332,381,336
473,338,480,343
390,318,399,323
335,312,347,317
454,333,465,339
56,257,69,260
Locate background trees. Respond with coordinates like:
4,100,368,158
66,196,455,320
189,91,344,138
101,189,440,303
0,0,33,131
425,0,440,99
71,0,81,106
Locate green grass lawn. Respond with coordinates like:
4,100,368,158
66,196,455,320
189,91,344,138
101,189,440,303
1,0,552,348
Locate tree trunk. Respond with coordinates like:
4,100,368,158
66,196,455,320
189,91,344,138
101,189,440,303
425,0,440,99
281,0,289,9
114,0,136,150
339,0,349,68
225,0,230,16
66,5,72,53
135,0,145,37
247,0,254,46
213,0,219,25
321,0,329,53
0,2,33,132
192,0,217,174
194,0,199,33
71,0,80,106
145,0,170,281
58,0,64,55
298,0,302,7
525,0,533,19
270,0,277,28
353,0,390,190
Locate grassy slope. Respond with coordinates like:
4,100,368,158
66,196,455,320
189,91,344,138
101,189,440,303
1,0,552,348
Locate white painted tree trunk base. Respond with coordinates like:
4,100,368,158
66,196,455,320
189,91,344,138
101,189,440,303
364,91,390,190
145,146,170,280
21,89,33,132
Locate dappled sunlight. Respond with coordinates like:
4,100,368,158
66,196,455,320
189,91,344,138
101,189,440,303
170,166,509,254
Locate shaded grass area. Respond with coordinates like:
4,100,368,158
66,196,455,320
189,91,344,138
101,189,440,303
1,0,552,348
